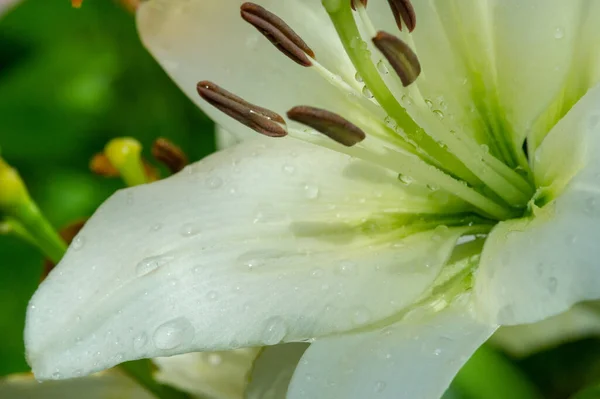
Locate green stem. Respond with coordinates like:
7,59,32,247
454,345,543,399
0,217,38,247
8,201,67,264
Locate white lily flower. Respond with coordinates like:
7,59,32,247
24,0,600,398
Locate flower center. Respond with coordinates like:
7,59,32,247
199,1,540,223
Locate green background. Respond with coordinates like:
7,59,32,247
1,1,600,398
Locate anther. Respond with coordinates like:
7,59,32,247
241,2,315,67
197,81,287,138
152,138,188,174
287,106,366,147
373,31,421,87
387,0,416,32
351,0,368,11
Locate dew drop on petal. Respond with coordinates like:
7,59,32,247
206,176,223,189
71,236,85,251
374,381,387,393
262,316,287,345
180,223,200,237
398,174,414,185
152,317,195,350
133,332,148,352
136,255,171,277
377,60,389,74
362,86,373,99
304,184,320,200
554,27,565,39
355,72,364,83
282,164,296,175
206,291,219,301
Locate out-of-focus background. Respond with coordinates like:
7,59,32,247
2,1,600,399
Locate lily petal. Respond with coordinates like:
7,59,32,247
287,299,496,399
245,343,309,399
0,0,20,18
0,371,153,399
474,84,600,325
137,0,367,139
26,139,467,380
153,349,260,399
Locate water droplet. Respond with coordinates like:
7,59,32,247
207,353,222,366
352,307,371,325
400,95,413,106
554,27,565,39
71,236,85,251
337,260,356,275
311,268,324,278
433,109,444,119
262,316,287,345
206,176,223,189
374,381,387,393
376,60,389,74
206,291,219,301
480,144,490,153
547,277,558,294
153,317,195,350
136,255,171,277
424,99,433,109
151,223,163,232
398,174,414,185
51,372,62,380
180,223,200,237
433,348,442,356
355,72,364,83
282,164,296,175
304,184,320,199
362,86,373,98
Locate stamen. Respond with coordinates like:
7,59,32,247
373,31,421,87
152,138,188,174
240,2,314,67
197,81,287,138
287,106,366,147
351,0,368,11
387,0,416,32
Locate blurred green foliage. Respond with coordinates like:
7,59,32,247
2,2,600,399
0,0,214,376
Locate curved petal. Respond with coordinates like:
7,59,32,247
245,343,309,399
492,305,600,357
153,348,259,399
287,300,496,399
26,138,467,380
137,0,369,140
474,85,600,325
0,371,153,399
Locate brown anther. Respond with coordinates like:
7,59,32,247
287,106,366,147
387,0,416,32
351,0,368,11
152,138,188,174
90,154,119,177
41,220,87,281
373,31,421,87
197,81,287,138
241,2,315,67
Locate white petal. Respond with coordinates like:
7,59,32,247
288,300,496,399
474,85,600,325
245,343,309,399
0,371,153,399
492,305,600,357
216,125,244,150
26,138,467,380
0,0,20,18
153,348,259,399
137,0,365,139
